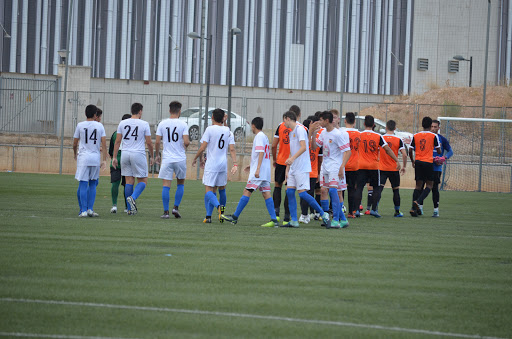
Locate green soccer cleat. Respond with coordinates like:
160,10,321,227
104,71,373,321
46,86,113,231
394,210,404,217
328,220,340,229
288,220,300,228
218,205,225,223
261,220,279,227
221,214,238,224
339,220,349,228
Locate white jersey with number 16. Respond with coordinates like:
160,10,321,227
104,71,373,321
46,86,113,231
156,118,189,163
201,125,234,172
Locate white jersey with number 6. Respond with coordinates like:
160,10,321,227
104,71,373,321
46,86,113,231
73,120,106,167
201,125,234,172
116,118,151,154
156,118,189,163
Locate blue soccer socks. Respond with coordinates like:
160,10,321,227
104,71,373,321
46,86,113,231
174,184,184,207
234,195,250,218
132,182,146,200
162,186,171,211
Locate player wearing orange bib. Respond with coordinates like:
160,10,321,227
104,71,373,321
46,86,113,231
344,112,360,217
408,116,441,217
355,115,401,218
373,120,408,217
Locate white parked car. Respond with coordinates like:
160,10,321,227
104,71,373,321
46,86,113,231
178,107,249,141
341,115,413,147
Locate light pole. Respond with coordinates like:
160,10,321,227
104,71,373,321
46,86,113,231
453,55,473,87
188,31,212,133
227,27,241,129
58,0,74,175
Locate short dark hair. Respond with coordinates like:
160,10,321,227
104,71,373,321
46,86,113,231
212,108,225,123
314,111,322,118
95,108,103,117
169,101,182,114
320,111,333,123
432,119,440,126
283,111,296,121
307,115,319,122
422,116,433,129
289,105,301,118
131,103,143,115
345,112,356,124
364,115,375,128
386,120,396,131
251,117,263,130
122,114,131,120
303,119,312,129
85,104,97,119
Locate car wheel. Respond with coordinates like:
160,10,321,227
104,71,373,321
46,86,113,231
234,127,245,142
189,126,200,141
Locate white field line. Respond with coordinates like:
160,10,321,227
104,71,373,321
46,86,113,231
0,331,139,339
0,298,506,339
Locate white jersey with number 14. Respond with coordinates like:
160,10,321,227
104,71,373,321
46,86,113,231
73,120,106,167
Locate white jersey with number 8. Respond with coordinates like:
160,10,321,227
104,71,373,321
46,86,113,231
116,118,151,154
156,118,189,163
201,125,235,172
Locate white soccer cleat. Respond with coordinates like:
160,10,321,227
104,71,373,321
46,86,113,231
79,211,88,218
342,205,347,214
304,214,311,223
87,209,99,217
299,215,307,223
110,206,117,213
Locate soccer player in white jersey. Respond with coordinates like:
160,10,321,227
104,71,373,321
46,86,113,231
221,117,279,227
311,111,351,228
112,103,154,215
155,101,190,219
73,104,107,217
283,111,329,228
193,108,238,223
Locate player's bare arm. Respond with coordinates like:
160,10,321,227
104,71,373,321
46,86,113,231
255,151,264,178
229,144,238,175
383,144,401,171
192,141,208,166
309,122,321,149
145,135,154,166
154,135,161,164
183,135,190,148
339,149,351,178
285,140,307,165
101,136,108,169
112,134,123,169
271,137,279,167
400,148,407,175
408,147,415,168
73,138,79,160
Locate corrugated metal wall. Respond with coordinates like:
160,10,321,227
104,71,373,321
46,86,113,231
1,0,419,94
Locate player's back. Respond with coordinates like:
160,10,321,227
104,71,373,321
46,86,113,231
411,131,439,163
74,120,105,165
289,124,311,173
117,118,151,154
157,118,188,163
359,130,385,170
345,128,360,171
251,131,271,181
202,125,232,172
380,134,403,171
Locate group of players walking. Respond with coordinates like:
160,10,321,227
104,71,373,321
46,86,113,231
73,101,452,228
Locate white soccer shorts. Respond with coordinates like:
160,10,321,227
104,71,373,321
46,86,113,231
320,168,347,191
158,160,187,180
245,179,271,192
202,170,228,187
287,171,310,191
121,152,148,178
75,165,100,181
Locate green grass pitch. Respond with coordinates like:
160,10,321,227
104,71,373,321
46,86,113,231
1,172,511,338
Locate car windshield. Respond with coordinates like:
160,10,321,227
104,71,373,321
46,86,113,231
180,109,199,118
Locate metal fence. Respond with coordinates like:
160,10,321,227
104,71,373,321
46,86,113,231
0,77,59,134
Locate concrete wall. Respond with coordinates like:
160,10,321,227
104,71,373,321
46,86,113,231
411,0,500,94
